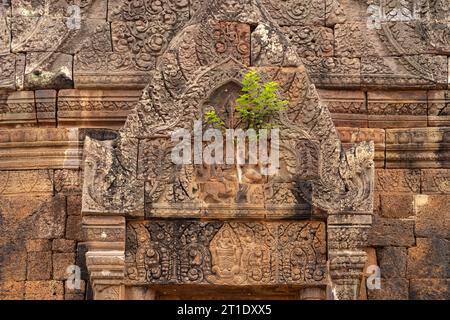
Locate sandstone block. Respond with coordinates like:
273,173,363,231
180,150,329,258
65,215,83,241
368,217,415,247
52,239,76,253
0,281,25,300
318,90,367,128
0,170,53,196
0,128,82,170
0,54,16,91
1,90,36,128
31,195,66,239
427,90,449,127
0,242,27,281
25,281,64,300
25,239,51,252
380,194,414,219
375,169,421,193
52,253,75,281
409,279,449,300
67,195,81,216
407,238,449,278
65,280,86,295
368,91,427,128
414,195,450,238
27,251,52,280
377,247,407,278
421,169,450,194
385,128,450,169
367,278,409,300
35,90,56,127
54,169,82,195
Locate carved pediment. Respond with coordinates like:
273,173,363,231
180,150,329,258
82,0,374,218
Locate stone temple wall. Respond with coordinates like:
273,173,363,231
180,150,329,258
0,0,448,300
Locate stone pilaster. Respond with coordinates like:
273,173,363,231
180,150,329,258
82,216,125,300
327,214,372,300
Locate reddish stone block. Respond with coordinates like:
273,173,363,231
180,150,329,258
27,251,52,281
52,253,76,281
380,194,414,219
25,281,64,300
407,238,448,278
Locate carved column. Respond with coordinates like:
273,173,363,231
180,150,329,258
327,214,372,300
82,216,126,300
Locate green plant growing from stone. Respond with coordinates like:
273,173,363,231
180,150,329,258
204,71,288,131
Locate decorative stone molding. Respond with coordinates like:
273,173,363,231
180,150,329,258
58,90,141,128
367,91,428,128
317,89,367,128
0,128,82,169
386,128,450,168
0,91,36,128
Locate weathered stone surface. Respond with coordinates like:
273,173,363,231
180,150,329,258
52,253,75,281
283,26,334,58
65,279,86,295
377,247,407,278
52,239,76,253
367,91,427,128
414,195,450,239
407,238,449,278
11,0,105,17
367,278,409,300
334,22,390,58
386,128,450,168
0,5,11,55
31,195,66,240
368,216,415,247
428,90,449,127
0,281,25,300
24,281,64,300
65,293,85,300
24,52,73,90
54,169,82,195
27,251,52,280
67,195,81,216
35,90,56,127
0,170,53,196
380,194,414,219
409,279,449,300
65,215,83,241
375,169,421,194
261,0,325,26
303,56,361,88
25,239,51,252
361,55,448,89
0,54,16,90
421,170,450,194
0,241,27,281
0,128,82,169
57,89,140,128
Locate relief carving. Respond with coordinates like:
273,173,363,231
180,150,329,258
125,220,327,286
